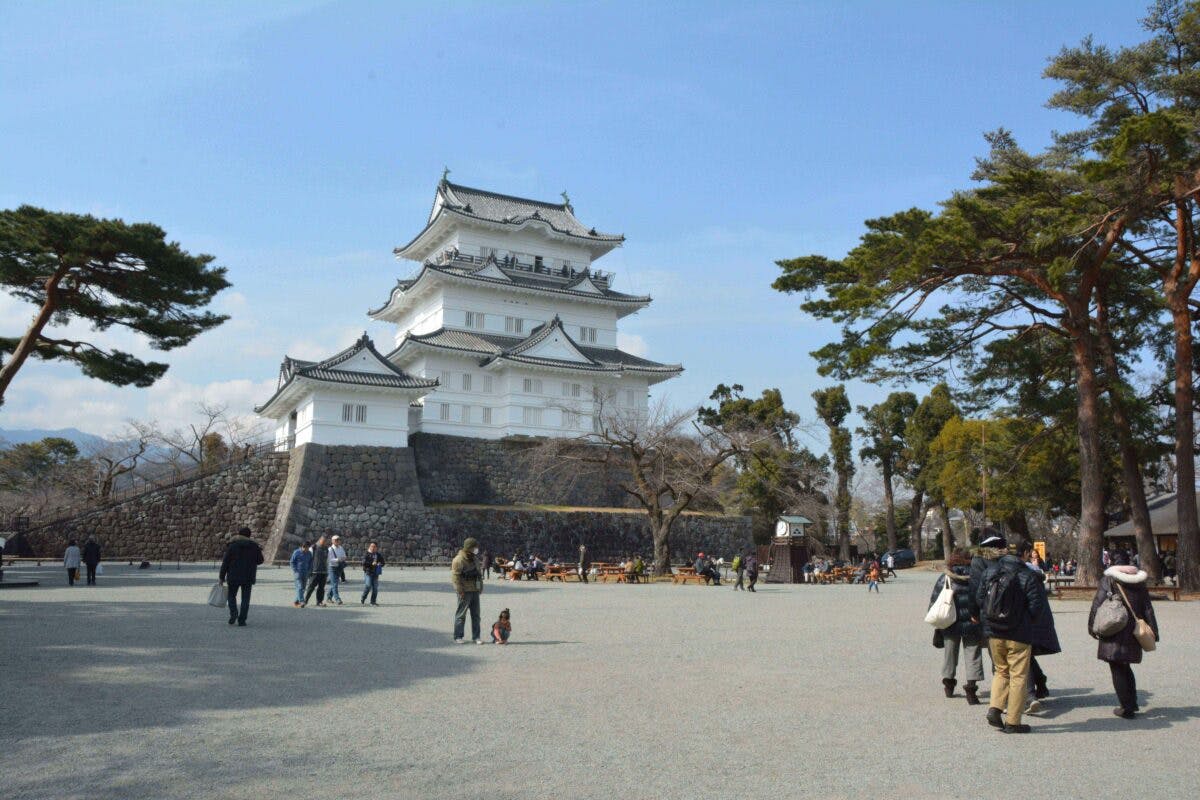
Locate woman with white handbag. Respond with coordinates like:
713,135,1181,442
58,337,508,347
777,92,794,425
1088,550,1160,719
928,549,985,705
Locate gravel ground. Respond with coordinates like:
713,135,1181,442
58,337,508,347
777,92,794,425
1,562,1198,799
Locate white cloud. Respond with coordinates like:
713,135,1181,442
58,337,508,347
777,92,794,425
617,333,648,357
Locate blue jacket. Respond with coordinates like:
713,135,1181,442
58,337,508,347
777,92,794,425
290,547,313,574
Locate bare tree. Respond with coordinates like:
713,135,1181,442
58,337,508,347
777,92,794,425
84,426,151,500
528,398,761,575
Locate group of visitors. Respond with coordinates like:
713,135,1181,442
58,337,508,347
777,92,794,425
289,535,385,607
930,533,1159,733
731,551,759,591
61,536,103,586
801,553,892,588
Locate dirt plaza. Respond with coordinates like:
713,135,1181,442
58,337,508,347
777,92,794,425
1,563,1197,800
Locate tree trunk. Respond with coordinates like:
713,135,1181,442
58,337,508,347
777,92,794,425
1071,331,1107,588
1169,300,1199,591
909,490,926,560
938,504,954,558
1096,312,1161,582
882,461,897,552
1004,510,1031,546
652,518,672,577
0,265,68,404
836,473,852,561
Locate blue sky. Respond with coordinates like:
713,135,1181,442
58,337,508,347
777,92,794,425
0,0,1147,439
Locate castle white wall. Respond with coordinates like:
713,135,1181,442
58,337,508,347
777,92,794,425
404,351,648,440
437,283,622,348
274,388,415,448
425,224,598,272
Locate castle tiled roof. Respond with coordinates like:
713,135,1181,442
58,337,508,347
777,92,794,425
390,321,683,376
394,179,624,260
437,181,623,243
256,334,437,416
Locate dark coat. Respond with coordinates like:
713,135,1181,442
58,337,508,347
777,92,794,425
967,553,1001,621
82,541,101,566
219,536,264,586
310,544,330,573
1026,568,1061,657
1088,570,1160,664
929,565,982,645
746,555,759,578
974,555,1045,645
362,551,385,574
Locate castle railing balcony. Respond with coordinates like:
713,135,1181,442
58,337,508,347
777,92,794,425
431,250,611,289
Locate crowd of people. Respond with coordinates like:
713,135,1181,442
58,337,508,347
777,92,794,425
929,533,1160,732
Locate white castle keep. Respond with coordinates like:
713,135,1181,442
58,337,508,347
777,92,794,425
257,177,682,447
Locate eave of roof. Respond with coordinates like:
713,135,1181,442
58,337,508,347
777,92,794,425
388,325,683,377
367,263,651,320
395,179,624,260
256,334,438,417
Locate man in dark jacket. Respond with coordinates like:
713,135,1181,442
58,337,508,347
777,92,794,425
303,536,330,607
82,536,102,585
975,548,1046,733
219,527,265,626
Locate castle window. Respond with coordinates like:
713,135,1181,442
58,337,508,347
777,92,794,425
482,407,493,425
523,406,543,426
522,378,542,394
483,375,493,393
505,316,524,334
438,403,450,421
465,311,485,329
580,326,597,343
355,404,367,423
342,403,353,422
462,373,472,392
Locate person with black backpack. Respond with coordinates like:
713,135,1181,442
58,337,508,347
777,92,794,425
974,543,1046,733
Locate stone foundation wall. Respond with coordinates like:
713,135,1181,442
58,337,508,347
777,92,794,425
426,507,752,564
20,455,290,560
14,443,750,565
409,433,635,508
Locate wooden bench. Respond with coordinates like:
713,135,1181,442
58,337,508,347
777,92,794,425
671,567,712,585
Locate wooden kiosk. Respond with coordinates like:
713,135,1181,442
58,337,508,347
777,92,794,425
765,516,812,583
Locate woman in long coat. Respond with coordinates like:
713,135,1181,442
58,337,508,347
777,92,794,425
930,549,984,704
1088,551,1160,718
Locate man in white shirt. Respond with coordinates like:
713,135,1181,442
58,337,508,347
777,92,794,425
327,535,347,605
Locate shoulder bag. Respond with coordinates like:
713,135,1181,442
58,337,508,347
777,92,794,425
1092,588,1129,638
924,576,957,629
1114,582,1156,652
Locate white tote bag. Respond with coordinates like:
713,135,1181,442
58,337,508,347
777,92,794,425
96,563,104,576
924,577,957,628
207,582,228,608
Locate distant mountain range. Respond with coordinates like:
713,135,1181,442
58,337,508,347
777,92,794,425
0,427,111,450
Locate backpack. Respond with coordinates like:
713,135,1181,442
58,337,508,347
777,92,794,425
982,565,1024,634
732,556,742,572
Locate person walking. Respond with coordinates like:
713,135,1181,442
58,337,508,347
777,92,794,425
451,537,485,644
884,552,897,579
1088,551,1160,718
481,549,493,580
732,553,746,590
1020,542,1060,713
303,536,330,607
290,541,313,607
82,536,102,585
745,552,759,592
327,535,347,605
578,544,591,584
361,542,385,605
63,540,81,586
974,544,1046,733
219,527,264,626
930,549,985,704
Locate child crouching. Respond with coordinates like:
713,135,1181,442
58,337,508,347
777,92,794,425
492,608,511,644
